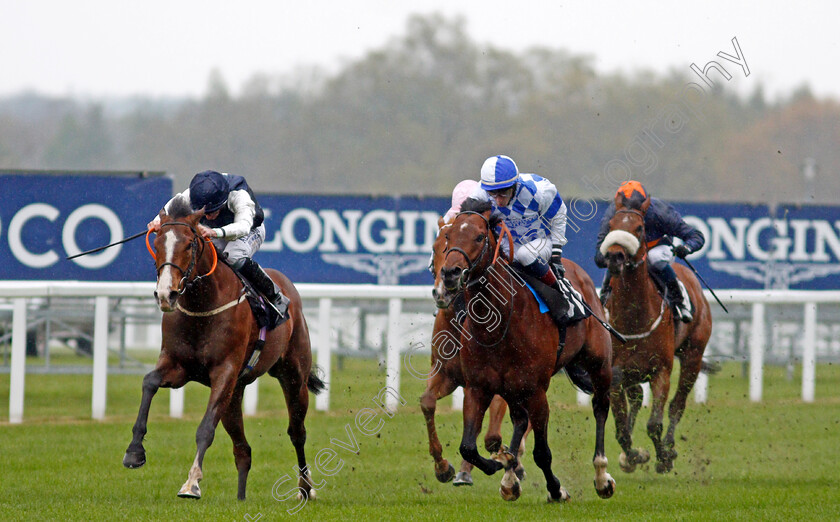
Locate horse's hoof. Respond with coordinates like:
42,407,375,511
297,488,316,500
499,480,521,501
122,450,146,469
514,464,527,481
453,471,473,487
595,474,616,499
177,483,201,499
547,486,570,503
635,448,651,464
435,463,456,483
655,460,673,474
618,452,636,473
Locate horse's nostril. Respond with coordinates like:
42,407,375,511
153,291,158,299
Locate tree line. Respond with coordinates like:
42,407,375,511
1,14,837,205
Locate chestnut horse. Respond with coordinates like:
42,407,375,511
123,198,324,500
433,205,615,502
421,223,527,487
600,196,712,473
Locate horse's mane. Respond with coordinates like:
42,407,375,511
460,197,502,229
167,195,194,218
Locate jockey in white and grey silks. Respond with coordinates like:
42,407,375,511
467,155,568,293
148,170,289,317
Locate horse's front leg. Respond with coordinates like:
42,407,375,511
494,400,528,501
459,386,503,476
178,363,239,499
647,367,674,474
124,355,185,469
420,369,459,483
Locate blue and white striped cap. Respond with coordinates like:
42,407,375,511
480,155,519,191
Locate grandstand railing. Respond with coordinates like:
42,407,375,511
1,282,838,423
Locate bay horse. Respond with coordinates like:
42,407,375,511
122,197,324,500
421,222,528,486
600,195,712,473
433,203,615,502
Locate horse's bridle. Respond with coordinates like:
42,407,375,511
612,208,648,270
147,222,216,296
443,211,491,286
443,211,514,347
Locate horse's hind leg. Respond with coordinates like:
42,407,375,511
420,370,459,483
484,395,507,453
221,384,251,500
661,348,704,473
527,389,569,503
178,364,239,499
276,364,317,500
124,355,185,469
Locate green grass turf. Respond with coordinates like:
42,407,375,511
0,358,838,521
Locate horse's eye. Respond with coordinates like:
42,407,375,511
476,234,486,242
636,226,643,234
444,234,449,240
185,242,193,250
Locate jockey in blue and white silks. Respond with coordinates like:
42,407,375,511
468,155,568,292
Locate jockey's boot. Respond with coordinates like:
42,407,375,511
599,272,612,307
664,277,692,323
240,258,290,319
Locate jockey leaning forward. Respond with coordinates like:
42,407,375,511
147,170,289,317
466,154,568,293
594,180,704,323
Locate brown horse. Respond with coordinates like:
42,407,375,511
433,205,615,502
421,222,528,487
122,198,324,500
600,196,712,473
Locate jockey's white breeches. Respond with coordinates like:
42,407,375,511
648,243,674,270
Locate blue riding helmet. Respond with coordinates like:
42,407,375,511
189,170,229,213
480,155,519,191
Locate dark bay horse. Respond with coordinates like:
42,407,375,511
422,222,527,487
123,198,324,500
600,195,712,473
433,205,615,502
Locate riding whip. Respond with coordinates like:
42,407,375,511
679,256,729,314
576,297,627,344
65,230,148,260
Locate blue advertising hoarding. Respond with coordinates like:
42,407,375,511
253,195,840,290
0,171,171,281
1,172,838,290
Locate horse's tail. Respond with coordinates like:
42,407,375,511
307,367,327,395
700,360,722,375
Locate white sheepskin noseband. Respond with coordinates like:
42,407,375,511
600,230,640,256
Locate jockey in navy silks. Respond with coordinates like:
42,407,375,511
594,180,705,323
148,170,289,316
466,155,568,294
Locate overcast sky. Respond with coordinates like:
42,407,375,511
1,1,837,101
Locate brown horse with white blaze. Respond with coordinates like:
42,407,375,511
434,203,615,502
123,197,324,500
600,195,712,473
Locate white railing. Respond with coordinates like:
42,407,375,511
1,282,838,423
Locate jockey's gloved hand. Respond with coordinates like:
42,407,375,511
551,245,565,277
673,244,691,259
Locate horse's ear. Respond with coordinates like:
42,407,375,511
640,195,652,213
158,208,168,221
437,216,446,230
